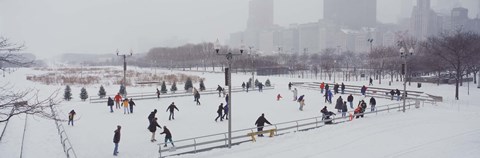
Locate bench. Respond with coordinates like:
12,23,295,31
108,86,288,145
247,129,276,142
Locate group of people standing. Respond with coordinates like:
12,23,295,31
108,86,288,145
107,93,136,114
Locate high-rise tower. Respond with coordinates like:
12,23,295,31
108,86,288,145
410,0,439,40
246,0,274,31
324,0,377,29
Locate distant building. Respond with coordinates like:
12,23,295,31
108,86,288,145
298,22,320,54
451,7,469,29
410,0,440,40
247,0,274,32
324,0,377,29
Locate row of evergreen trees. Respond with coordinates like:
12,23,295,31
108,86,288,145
64,78,272,101
64,78,207,101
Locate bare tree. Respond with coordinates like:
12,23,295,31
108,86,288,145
421,30,480,100
368,46,398,85
0,37,61,122
319,48,336,80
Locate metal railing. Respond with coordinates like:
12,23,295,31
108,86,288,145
0,108,15,142
90,86,275,103
49,104,77,158
295,82,438,104
19,114,28,158
157,101,418,158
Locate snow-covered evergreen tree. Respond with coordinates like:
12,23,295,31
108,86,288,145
170,81,178,93
265,79,271,87
184,77,193,90
119,85,127,97
80,87,88,101
161,81,167,93
64,85,72,101
199,79,206,91
98,85,106,98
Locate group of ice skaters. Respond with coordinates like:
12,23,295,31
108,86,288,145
106,93,136,114
284,82,380,124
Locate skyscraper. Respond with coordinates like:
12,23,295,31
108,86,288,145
410,0,439,40
246,0,274,31
451,7,469,30
324,0,377,29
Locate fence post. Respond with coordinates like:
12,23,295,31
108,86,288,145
158,144,162,158
194,139,197,153
224,133,227,146
296,121,299,131
315,118,318,127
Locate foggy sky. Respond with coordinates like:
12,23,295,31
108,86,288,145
1,0,478,59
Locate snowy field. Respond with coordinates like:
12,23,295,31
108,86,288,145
1,67,480,158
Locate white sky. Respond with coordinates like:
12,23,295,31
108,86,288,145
0,0,478,59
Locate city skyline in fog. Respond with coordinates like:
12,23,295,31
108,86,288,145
0,0,479,59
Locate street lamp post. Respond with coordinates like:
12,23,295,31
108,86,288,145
214,39,244,148
400,46,413,112
333,60,337,83
117,49,133,98
249,46,255,90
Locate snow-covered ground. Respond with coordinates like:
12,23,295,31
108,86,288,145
1,67,479,158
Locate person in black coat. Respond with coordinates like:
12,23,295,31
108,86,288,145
359,100,367,118
258,82,263,92
160,126,174,147
148,118,162,142
335,96,343,112
341,82,345,94
194,91,201,105
68,110,76,126
325,84,330,91
321,106,335,124
166,102,179,120
148,109,157,124
216,85,223,97
215,103,224,122
288,82,292,90
107,97,114,113
242,82,246,90
390,90,395,100
395,89,401,101
347,94,354,109
341,101,348,117
128,98,135,113
333,83,339,94
156,88,161,98
254,113,272,137
113,125,121,156
369,97,376,112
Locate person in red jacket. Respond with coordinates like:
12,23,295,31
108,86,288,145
276,94,283,101
320,82,325,94
114,93,122,109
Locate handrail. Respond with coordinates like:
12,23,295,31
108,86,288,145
0,108,15,141
90,86,275,103
295,83,436,103
49,103,78,158
20,114,28,158
157,101,418,157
